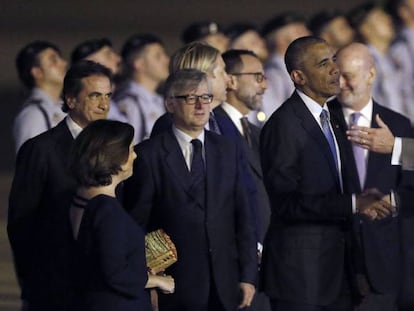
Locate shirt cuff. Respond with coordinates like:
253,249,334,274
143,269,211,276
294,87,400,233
391,137,402,165
352,194,356,214
257,242,263,254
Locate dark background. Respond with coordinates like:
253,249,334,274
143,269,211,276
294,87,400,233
1,0,367,173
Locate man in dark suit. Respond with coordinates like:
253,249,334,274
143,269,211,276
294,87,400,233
123,69,257,311
8,60,113,311
328,42,412,310
217,49,270,256
260,36,394,311
216,49,271,311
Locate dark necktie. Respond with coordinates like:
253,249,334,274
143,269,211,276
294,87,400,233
190,139,206,207
209,111,221,134
320,109,339,172
349,112,366,188
240,116,252,147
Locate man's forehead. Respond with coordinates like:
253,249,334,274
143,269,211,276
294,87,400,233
39,47,60,58
188,81,208,93
80,75,111,88
308,43,333,61
241,54,263,69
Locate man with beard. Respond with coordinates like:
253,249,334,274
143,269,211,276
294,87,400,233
216,49,271,311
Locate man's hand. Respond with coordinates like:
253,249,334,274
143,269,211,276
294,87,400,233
356,188,395,220
238,282,255,309
346,114,395,154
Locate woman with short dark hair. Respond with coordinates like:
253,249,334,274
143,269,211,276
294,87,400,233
69,119,174,311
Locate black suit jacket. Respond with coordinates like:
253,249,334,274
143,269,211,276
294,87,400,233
151,110,260,242
260,92,356,305
329,99,413,297
123,129,257,311
214,105,271,242
8,119,76,309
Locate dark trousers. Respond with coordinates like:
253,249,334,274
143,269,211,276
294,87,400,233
355,291,397,311
270,274,353,311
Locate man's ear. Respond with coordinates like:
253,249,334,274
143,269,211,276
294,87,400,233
165,98,175,113
367,66,376,86
66,96,77,109
31,66,43,82
291,69,306,86
227,74,238,91
133,57,145,73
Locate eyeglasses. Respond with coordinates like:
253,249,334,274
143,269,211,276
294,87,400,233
230,72,267,83
171,94,213,105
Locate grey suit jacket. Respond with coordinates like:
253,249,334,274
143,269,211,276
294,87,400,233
401,137,414,170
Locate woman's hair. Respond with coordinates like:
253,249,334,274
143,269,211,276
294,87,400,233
169,41,220,74
69,119,134,187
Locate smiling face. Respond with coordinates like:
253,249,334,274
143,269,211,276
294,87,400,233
67,75,112,128
336,43,375,110
292,42,340,104
166,80,211,137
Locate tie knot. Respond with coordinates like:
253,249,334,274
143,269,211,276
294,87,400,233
191,139,203,152
350,112,362,126
320,109,329,121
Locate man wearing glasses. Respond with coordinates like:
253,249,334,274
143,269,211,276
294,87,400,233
215,49,271,311
124,69,257,311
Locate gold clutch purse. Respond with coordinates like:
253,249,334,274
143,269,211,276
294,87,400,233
145,229,177,274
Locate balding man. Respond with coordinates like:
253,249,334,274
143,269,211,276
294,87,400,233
260,36,393,311
328,42,412,311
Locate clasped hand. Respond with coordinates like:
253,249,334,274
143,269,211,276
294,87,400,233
356,188,396,220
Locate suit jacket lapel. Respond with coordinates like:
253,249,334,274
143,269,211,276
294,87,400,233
291,93,340,185
163,130,204,208
245,123,263,178
365,102,380,187
53,120,75,166
328,99,362,193
215,106,263,178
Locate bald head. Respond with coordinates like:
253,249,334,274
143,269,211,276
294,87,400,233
337,42,375,72
336,42,376,110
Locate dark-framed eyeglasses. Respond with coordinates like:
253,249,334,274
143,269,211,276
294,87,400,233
230,72,267,83
171,93,213,105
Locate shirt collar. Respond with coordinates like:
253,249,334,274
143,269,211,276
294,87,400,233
66,115,84,139
342,99,373,125
296,89,330,116
173,125,205,147
221,102,245,134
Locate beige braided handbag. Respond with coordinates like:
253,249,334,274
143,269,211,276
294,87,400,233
145,229,177,274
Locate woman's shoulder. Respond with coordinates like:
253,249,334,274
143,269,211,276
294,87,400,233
87,194,123,218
